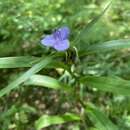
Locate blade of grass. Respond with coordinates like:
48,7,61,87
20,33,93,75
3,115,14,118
24,74,72,91
0,56,40,68
79,39,130,56
0,56,52,97
73,1,112,45
80,75,130,95
85,103,118,130
0,56,69,70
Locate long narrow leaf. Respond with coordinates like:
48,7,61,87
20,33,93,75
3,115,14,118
24,74,71,91
80,76,130,95
0,56,69,70
80,39,130,56
85,103,118,130
0,56,40,68
74,1,112,45
0,56,52,97
35,113,80,130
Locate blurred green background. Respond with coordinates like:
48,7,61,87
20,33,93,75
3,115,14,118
1,0,130,130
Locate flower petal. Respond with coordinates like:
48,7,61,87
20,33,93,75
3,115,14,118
57,26,70,40
54,40,69,51
41,35,55,47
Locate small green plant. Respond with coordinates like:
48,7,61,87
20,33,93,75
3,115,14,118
1,0,130,130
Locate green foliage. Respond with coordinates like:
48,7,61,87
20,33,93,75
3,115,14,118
0,56,52,97
1,0,130,130
86,103,119,130
80,76,130,95
0,56,40,68
24,74,72,91
79,39,130,56
35,113,80,130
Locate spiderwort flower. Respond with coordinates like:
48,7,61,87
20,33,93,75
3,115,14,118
41,26,70,51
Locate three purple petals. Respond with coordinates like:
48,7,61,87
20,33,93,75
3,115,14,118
41,26,70,51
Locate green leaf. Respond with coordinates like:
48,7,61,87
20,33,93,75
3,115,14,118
0,56,69,70
80,39,130,56
80,76,130,95
0,56,52,97
35,113,80,130
0,105,17,120
74,1,112,45
0,56,40,68
0,43,19,56
24,74,71,91
85,103,118,130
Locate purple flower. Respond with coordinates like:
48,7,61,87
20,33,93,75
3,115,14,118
41,26,70,51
